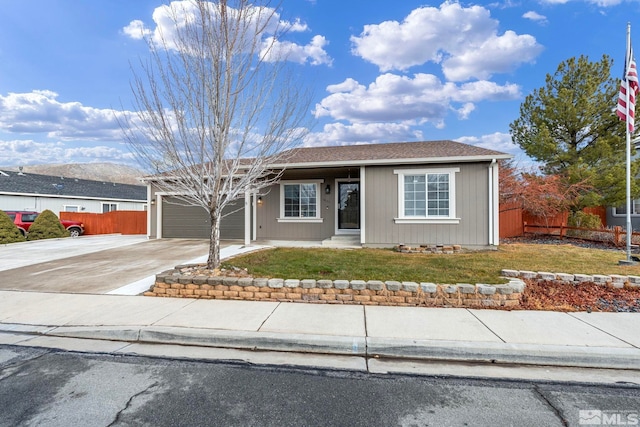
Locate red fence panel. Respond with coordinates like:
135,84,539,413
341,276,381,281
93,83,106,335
60,211,147,235
499,205,607,239
499,202,523,238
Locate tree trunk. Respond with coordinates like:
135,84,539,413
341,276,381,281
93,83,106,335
208,209,221,270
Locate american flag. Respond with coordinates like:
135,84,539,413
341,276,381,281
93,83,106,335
617,45,639,133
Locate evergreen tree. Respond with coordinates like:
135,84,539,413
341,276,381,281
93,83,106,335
509,55,639,209
26,210,70,241
0,210,26,244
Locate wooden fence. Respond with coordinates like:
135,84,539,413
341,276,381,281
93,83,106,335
523,223,640,247
499,205,607,239
60,211,147,235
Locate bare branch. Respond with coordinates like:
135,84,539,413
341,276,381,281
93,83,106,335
121,0,313,268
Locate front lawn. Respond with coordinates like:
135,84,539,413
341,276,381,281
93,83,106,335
223,243,640,284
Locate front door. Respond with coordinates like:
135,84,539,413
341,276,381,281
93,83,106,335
337,182,360,231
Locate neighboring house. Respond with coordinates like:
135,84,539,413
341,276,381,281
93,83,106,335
146,140,511,248
606,138,640,230
0,170,147,213
607,203,640,230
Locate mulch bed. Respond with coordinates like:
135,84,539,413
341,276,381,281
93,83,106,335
520,280,640,313
502,236,640,312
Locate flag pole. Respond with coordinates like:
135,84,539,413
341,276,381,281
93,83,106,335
623,22,634,264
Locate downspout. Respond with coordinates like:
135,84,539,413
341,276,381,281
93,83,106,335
488,159,497,246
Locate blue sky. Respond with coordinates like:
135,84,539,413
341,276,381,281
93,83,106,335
0,0,637,169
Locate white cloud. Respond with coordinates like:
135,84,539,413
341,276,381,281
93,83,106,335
280,18,309,33
0,90,138,141
313,73,520,126
539,0,623,4
261,35,332,65
124,0,330,66
350,2,543,81
0,139,135,167
522,11,548,24
121,20,151,39
303,122,423,147
456,132,518,154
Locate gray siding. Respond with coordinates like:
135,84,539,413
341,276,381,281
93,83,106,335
606,206,640,230
255,169,352,241
363,163,491,247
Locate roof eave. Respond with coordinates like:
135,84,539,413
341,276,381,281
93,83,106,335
268,154,513,169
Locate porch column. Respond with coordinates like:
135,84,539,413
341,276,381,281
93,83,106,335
244,191,251,246
360,166,366,245
156,194,163,239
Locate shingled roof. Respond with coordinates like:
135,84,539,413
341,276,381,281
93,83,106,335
0,170,147,201
271,140,510,167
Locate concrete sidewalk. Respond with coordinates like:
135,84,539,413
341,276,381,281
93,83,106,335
0,289,638,371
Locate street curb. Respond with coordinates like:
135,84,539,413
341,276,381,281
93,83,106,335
3,323,639,371
138,327,368,356
367,337,640,370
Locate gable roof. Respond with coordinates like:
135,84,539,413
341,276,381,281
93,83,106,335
0,171,147,201
143,140,512,181
270,140,511,168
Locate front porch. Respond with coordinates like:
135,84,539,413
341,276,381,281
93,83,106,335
255,234,362,249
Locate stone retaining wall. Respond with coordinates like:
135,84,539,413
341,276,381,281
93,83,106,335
501,269,640,288
144,269,525,308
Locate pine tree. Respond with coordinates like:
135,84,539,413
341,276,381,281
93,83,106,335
509,55,639,209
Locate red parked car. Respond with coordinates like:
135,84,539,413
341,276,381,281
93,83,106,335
4,210,85,237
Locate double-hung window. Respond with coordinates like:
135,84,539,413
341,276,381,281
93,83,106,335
278,180,323,223
394,168,459,224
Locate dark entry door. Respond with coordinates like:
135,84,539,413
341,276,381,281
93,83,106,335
338,182,360,230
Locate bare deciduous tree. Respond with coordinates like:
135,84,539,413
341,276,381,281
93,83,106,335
121,0,312,269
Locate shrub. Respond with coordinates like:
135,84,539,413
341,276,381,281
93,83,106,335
567,211,603,239
26,209,70,241
0,210,26,244
568,211,602,229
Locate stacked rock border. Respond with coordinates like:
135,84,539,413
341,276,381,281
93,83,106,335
395,244,463,254
501,269,640,288
145,265,525,308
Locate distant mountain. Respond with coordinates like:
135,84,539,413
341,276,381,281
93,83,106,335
0,163,146,186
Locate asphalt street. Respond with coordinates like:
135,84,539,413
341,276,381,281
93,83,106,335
2,345,640,427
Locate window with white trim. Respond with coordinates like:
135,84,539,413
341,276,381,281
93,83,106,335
102,203,118,213
394,168,459,223
278,180,323,222
614,199,640,215
63,205,80,212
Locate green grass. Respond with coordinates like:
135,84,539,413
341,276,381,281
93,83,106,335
223,243,640,284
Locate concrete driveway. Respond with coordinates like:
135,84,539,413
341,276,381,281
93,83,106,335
0,235,213,294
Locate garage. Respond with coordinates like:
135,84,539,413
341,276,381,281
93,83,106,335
161,196,246,239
